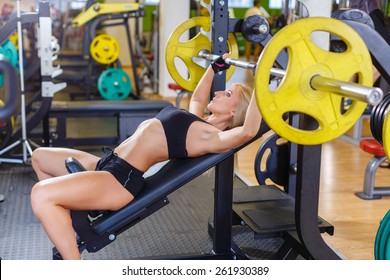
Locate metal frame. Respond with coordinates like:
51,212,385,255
210,0,340,259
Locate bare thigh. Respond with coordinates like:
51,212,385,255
37,170,134,211
32,147,101,178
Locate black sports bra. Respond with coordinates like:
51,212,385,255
155,106,208,158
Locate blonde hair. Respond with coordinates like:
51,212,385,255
229,83,252,129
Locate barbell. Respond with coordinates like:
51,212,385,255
255,17,379,145
198,50,383,106
166,17,382,145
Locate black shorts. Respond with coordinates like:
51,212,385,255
95,147,145,197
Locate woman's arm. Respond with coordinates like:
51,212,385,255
189,54,231,117
188,66,215,117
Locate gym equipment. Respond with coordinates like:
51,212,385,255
375,210,390,260
0,56,19,204
356,139,390,199
254,133,290,188
0,100,14,151
64,1,144,99
97,68,132,100
8,32,19,50
0,58,18,129
71,2,141,27
90,34,120,65
356,93,390,200
49,2,345,261
0,40,18,67
165,16,238,92
0,1,66,164
255,17,380,145
370,93,390,147
332,9,375,29
241,15,270,44
0,40,18,87
383,109,390,159
44,99,172,147
198,21,382,145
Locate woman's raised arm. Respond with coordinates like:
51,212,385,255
188,66,215,117
189,54,231,117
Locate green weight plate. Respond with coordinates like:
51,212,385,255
374,211,387,259
0,40,18,88
375,210,390,259
384,222,390,260
380,212,390,260
97,68,132,100
375,219,381,259
0,40,18,66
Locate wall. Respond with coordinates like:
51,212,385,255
158,0,190,98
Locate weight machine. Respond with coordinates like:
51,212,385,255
0,1,66,164
58,1,145,99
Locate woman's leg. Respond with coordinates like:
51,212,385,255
31,147,100,180
30,170,134,260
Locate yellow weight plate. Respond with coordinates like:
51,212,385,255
8,33,18,50
90,34,120,65
255,17,372,145
165,16,238,92
383,109,390,158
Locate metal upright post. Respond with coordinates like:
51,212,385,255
213,156,235,257
210,0,229,95
295,141,341,259
209,0,235,258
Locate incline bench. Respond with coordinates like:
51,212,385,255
53,121,340,260
43,99,172,147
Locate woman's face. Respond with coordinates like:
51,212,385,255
207,84,240,116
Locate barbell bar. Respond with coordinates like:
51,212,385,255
198,49,383,106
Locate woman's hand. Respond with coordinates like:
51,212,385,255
211,54,230,73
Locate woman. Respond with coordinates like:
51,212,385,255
30,54,263,260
